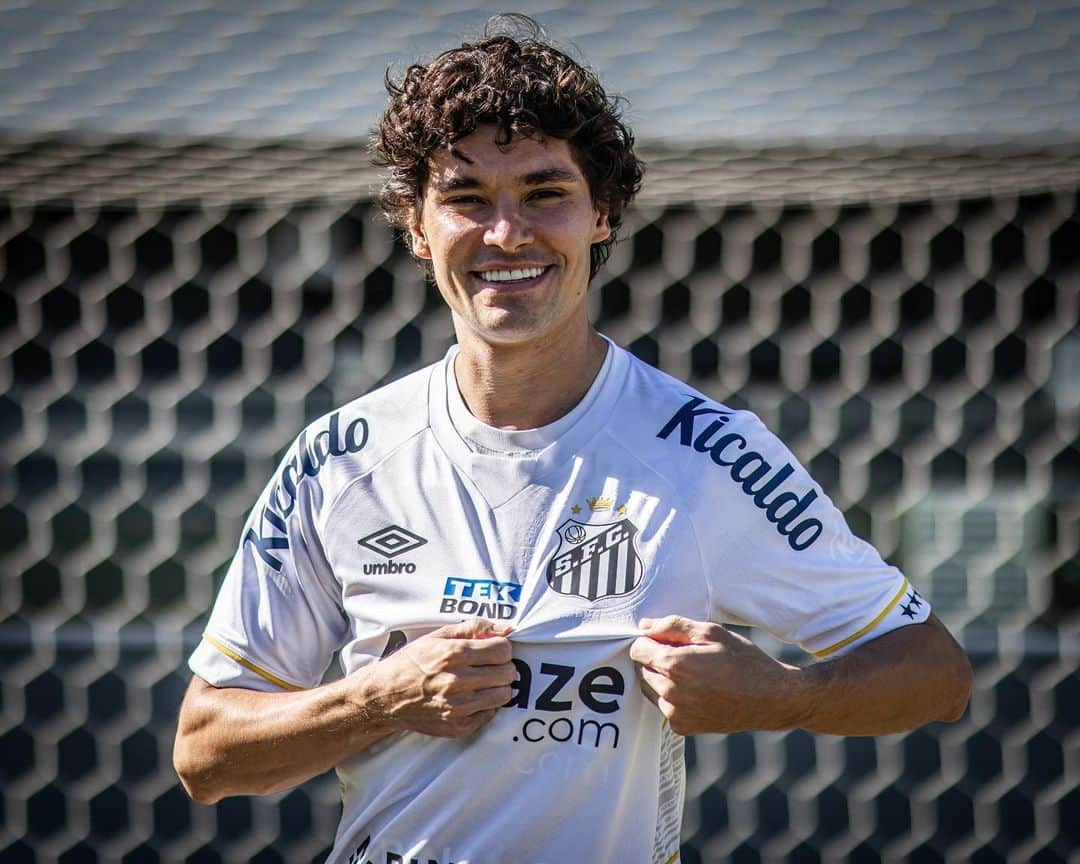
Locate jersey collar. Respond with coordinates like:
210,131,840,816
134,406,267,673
428,334,629,508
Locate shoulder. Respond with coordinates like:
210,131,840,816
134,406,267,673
608,347,823,541
608,346,786,462
604,346,748,460
304,362,433,464
264,362,438,517
323,362,434,448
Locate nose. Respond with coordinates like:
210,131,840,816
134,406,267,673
484,202,532,251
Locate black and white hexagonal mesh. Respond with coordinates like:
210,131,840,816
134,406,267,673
2,181,1076,864
1,2,1078,862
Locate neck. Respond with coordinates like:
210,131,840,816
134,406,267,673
452,321,608,430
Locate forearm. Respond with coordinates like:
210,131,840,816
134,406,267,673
174,621,515,804
174,672,394,804
790,615,972,735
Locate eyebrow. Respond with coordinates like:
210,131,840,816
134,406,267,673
431,166,581,194
432,175,483,194
522,167,579,185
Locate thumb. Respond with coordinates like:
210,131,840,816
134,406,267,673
431,618,512,639
638,615,712,645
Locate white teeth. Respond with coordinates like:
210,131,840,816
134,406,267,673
479,267,545,282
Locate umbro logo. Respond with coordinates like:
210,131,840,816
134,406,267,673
359,525,426,574
358,524,427,559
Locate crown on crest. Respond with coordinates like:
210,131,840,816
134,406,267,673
570,495,627,516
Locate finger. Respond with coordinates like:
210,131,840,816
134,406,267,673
656,696,678,726
639,666,674,700
638,673,660,708
639,669,656,704
433,705,501,738
455,636,514,665
629,636,668,669
430,619,513,640
638,615,715,645
458,684,515,714
455,662,518,690
640,685,678,727
463,706,500,729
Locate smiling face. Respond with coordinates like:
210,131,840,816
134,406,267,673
409,126,610,349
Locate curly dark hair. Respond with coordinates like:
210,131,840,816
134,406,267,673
372,15,644,279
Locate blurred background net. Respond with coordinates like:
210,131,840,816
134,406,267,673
1,2,1078,863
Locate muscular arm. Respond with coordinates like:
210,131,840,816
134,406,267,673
792,613,971,734
174,673,392,803
629,613,972,736
173,620,515,804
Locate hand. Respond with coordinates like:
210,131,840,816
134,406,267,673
373,619,516,738
629,615,803,735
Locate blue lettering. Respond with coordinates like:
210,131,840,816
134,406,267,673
765,489,816,527
298,429,324,478
272,477,293,515
443,577,522,602
731,452,770,488
244,411,369,571
656,397,731,446
692,418,731,452
444,576,473,597
244,527,289,570
709,433,746,466
261,506,287,534
658,398,824,551
344,417,368,453
750,463,794,507
312,429,331,466
280,458,299,517
788,520,823,550
328,412,347,457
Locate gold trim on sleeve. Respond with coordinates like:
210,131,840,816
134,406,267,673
812,579,910,659
202,632,304,691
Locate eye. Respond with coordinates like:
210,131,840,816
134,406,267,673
529,188,566,201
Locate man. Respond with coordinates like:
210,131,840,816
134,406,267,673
174,19,972,864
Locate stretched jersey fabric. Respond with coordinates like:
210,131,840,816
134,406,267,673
189,337,930,864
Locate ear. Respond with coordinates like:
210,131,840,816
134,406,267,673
408,212,432,259
591,207,611,245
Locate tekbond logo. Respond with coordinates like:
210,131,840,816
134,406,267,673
547,503,644,601
440,577,521,619
358,525,427,575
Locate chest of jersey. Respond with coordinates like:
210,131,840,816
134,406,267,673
326,434,708,669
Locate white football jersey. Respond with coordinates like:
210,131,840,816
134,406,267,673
190,337,930,864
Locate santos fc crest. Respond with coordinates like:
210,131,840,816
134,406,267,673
546,518,644,601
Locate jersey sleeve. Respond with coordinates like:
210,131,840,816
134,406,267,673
189,435,348,691
695,411,930,658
